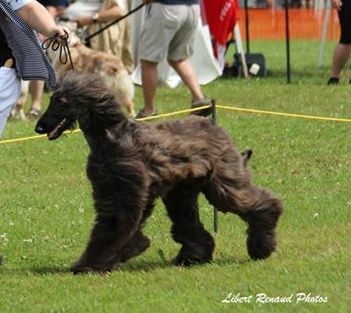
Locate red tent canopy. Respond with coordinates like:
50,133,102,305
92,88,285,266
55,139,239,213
202,0,239,46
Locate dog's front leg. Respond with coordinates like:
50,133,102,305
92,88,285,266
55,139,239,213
71,208,142,274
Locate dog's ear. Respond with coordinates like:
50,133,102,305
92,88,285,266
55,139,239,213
106,65,118,75
241,149,253,167
100,60,120,75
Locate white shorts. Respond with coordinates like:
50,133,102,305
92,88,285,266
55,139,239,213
0,66,21,137
139,3,200,63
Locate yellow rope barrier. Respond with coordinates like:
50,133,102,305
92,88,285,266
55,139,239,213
134,106,209,121
0,129,81,145
0,105,212,145
0,104,349,145
217,105,351,123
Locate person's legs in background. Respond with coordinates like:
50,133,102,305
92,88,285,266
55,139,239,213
138,3,212,118
328,43,351,85
168,59,204,103
328,1,351,85
139,60,159,117
167,4,212,115
168,58,212,116
28,80,45,118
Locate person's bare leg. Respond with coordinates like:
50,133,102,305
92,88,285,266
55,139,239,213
140,60,158,115
29,80,44,114
331,44,351,78
168,59,204,102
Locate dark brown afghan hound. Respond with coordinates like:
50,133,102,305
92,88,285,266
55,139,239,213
35,71,283,274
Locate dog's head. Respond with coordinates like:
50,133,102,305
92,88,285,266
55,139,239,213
35,70,116,140
35,74,81,140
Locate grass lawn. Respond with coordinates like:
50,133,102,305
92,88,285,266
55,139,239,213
0,40,350,312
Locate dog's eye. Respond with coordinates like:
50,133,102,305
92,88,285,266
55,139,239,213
51,94,68,104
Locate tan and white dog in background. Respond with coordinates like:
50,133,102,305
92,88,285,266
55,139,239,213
11,23,136,119
48,28,136,117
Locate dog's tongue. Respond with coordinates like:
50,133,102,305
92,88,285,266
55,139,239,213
47,128,59,140
48,118,67,140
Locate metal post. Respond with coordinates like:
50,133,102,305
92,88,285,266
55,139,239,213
284,0,291,83
244,0,250,53
211,99,218,234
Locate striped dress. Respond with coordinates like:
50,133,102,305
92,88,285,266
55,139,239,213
0,0,56,89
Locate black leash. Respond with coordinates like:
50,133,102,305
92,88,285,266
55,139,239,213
42,30,75,70
83,3,145,44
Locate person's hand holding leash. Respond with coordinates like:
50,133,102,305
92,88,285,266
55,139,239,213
47,25,70,40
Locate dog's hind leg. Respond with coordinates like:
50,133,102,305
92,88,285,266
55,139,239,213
203,181,283,261
243,189,283,260
163,184,215,266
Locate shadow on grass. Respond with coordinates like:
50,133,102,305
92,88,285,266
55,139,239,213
214,257,252,266
30,266,70,275
115,256,252,273
0,256,252,276
117,259,171,272
0,265,69,276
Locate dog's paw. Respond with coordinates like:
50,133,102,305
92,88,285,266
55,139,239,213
70,262,111,275
173,255,196,267
247,230,276,260
173,253,212,267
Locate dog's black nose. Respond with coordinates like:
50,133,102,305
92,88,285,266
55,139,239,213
35,124,45,134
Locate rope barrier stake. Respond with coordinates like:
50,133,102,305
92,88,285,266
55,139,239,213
211,99,217,125
210,99,219,234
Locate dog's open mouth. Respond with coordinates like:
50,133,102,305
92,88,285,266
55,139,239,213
48,117,69,140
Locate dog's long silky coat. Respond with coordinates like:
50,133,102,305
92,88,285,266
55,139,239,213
36,71,283,274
